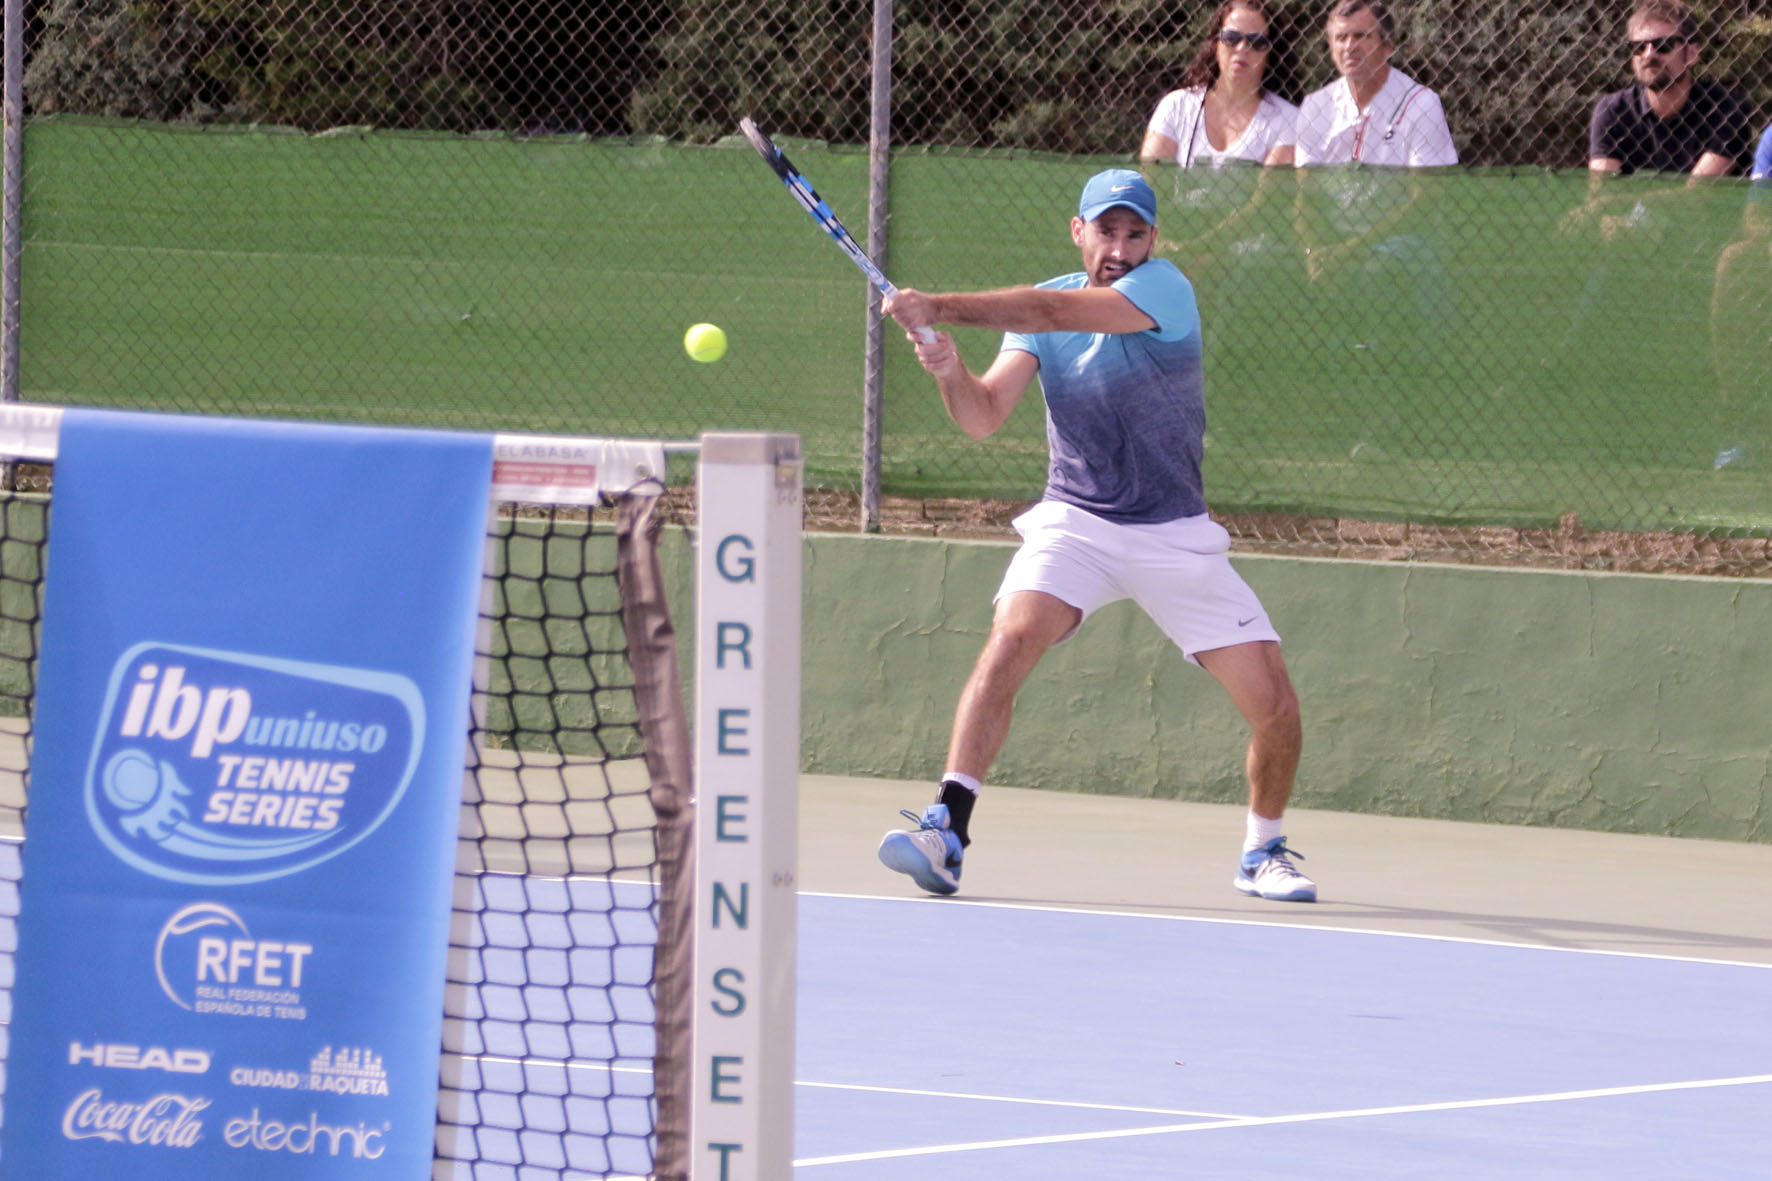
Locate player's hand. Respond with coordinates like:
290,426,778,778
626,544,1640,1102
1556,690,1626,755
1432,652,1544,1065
908,329,962,377
883,289,937,335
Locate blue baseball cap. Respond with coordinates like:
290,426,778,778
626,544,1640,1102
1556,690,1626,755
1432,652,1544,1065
1078,169,1157,225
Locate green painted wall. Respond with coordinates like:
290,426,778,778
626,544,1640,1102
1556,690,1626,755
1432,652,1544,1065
780,533,1772,843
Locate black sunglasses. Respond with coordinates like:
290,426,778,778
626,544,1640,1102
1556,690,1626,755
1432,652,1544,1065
1217,30,1273,50
1627,34,1686,55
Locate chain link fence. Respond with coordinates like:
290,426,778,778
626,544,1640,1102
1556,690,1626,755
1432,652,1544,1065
6,0,1772,571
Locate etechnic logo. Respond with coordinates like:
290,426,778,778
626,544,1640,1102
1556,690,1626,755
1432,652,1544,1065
223,1109,389,1159
86,643,424,884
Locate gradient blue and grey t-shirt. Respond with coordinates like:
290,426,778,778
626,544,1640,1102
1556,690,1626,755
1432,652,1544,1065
1001,258,1205,524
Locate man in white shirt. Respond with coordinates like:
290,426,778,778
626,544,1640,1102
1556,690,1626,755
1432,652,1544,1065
1295,0,1457,167
1293,1,1460,458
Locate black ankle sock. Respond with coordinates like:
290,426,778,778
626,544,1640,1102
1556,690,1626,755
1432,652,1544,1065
938,780,976,847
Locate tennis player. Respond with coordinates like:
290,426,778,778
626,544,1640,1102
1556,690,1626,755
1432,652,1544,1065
877,169,1315,904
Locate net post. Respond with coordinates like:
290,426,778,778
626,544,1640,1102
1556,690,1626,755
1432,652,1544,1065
691,432,802,1180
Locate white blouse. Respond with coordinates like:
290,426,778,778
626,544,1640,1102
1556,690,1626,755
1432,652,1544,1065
1146,87,1300,168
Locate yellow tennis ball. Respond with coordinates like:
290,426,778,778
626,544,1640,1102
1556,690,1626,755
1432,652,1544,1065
684,322,727,363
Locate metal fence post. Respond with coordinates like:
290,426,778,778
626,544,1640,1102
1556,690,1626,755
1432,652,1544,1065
862,0,894,533
2,0,21,394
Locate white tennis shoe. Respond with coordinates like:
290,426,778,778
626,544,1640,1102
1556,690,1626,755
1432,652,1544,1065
1235,837,1316,902
878,804,963,895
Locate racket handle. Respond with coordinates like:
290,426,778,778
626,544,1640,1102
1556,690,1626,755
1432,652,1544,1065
879,281,938,344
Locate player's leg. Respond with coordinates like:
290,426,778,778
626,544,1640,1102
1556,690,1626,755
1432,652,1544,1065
1194,639,1300,817
946,589,1083,796
1120,516,1315,902
1195,639,1314,902
879,501,1117,896
877,590,1079,896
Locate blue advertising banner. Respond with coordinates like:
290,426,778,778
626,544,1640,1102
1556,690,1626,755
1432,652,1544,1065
2,410,492,1177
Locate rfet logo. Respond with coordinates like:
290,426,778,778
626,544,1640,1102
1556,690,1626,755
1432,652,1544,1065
85,643,425,884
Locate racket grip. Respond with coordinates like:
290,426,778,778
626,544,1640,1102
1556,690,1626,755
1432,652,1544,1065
879,280,938,344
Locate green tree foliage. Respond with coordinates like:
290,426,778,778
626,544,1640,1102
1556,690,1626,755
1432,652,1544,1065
159,0,508,130
891,0,1201,152
628,0,878,143
24,0,201,120
630,0,1768,166
21,0,1771,161
27,0,510,130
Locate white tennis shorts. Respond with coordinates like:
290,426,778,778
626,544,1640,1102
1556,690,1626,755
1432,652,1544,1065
996,500,1281,662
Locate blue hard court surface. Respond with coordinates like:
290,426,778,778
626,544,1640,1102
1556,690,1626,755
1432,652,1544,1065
794,893,1772,1177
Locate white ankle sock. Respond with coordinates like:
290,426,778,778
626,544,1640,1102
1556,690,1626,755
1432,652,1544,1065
941,771,982,795
1244,810,1283,853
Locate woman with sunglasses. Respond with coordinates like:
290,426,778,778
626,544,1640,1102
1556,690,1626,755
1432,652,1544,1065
1140,1,1298,168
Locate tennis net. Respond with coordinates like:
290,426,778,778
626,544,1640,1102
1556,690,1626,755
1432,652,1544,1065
0,416,803,1180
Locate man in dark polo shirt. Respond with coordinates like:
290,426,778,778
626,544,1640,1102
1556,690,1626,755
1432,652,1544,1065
1589,0,1752,175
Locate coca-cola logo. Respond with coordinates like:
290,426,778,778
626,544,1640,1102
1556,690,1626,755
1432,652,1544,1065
60,1088,209,1148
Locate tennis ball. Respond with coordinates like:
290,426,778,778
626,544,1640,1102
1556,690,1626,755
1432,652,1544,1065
684,322,727,363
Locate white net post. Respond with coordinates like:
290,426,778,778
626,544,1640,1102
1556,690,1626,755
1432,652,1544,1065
690,432,802,1179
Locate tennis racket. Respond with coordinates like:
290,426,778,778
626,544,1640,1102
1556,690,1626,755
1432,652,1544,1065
738,117,935,343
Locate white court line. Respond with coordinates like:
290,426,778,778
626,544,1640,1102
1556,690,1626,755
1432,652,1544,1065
792,1072,1772,1167
797,1080,1237,1119
801,890,1772,970
460,1059,1232,1116
457,1052,652,1078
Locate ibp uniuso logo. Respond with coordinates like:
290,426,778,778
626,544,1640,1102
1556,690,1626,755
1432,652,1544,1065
86,643,425,884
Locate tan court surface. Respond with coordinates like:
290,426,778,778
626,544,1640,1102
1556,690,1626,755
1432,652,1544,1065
800,774,1772,966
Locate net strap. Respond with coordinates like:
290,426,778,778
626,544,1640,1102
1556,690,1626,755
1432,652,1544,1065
616,492,693,1180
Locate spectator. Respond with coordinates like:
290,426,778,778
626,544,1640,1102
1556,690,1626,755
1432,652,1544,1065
1290,0,1459,459
1294,0,1456,168
1708,123,1772,468
1589,0,1752,176
1140,1,1299,168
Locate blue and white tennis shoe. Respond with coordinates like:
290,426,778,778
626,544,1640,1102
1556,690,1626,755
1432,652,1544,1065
1235,836,1316,902
878,804,964,895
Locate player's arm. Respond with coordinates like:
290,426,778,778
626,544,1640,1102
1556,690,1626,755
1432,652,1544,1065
899,331,1039,441
888,285,1156,336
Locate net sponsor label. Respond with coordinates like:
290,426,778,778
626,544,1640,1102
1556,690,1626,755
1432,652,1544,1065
85,643,423,886
5,411,491,1176
230,1047,390,1098
155,902,313,1021
61,1089,210,1149
222,1108,391,1160
68,1043,212,1075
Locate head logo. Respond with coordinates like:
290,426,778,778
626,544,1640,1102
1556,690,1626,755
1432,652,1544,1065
86,642,424,884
